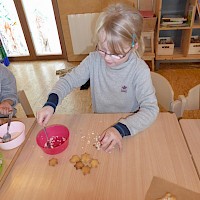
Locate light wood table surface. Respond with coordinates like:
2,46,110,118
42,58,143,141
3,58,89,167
1,113,200,200
179,119,200,177
0,118,36,187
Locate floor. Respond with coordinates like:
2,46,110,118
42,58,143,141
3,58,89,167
7,60,200,119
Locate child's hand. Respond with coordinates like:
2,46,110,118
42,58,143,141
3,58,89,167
99,127,122,153
36,106,54,127
0,101,13,116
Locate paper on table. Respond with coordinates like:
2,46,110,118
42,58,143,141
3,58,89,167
145,176,200,200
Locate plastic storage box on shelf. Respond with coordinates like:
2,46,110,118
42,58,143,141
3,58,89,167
188,36,200,54
157,37,174,55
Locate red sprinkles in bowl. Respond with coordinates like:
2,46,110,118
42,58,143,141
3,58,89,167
44,136,66,148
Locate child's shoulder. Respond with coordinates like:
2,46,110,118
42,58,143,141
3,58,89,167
0,64,14,78
131,54,150,72
88,51,99,59
0,64,11,72
82,51,101,67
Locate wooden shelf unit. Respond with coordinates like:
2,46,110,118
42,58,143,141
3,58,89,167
142,31,155,71
155,0,200,65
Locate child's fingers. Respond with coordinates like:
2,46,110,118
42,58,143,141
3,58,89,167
36,107,49,125
99,131,106,142
36,112,45,126
5,108,11,115
37,117,43,126
42,115,51,127
100,135,112,150
0,107,9,115
105,140,116,153
116,139,122,151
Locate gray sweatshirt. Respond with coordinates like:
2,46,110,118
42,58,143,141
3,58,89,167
51,52,159,135
0,64,18,117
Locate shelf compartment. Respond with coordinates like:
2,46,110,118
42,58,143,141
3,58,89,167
188,34,200,54
157,37,174,55
155,0,200,62
159,26,191,30
156,47,200,60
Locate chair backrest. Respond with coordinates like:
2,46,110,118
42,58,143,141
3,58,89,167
150,72,183,118
179,84,200,110
17,90,35,118
151,72,174,111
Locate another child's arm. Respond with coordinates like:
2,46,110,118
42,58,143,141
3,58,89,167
0,100,13,115
0,66,18,109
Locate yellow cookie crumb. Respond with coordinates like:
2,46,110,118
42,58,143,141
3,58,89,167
74,161,84,170
158,192,176,200
81,153,91,165
90,159,99,168
69,155,80,163
82,166,91,175
49,158,58,166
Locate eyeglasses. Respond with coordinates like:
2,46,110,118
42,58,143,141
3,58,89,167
96,45,132,60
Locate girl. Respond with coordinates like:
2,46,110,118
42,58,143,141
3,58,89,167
37,3,159,152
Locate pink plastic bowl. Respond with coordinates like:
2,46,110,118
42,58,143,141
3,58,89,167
36,124,70,155
0,121,25,150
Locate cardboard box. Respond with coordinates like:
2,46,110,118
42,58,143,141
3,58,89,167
188,36,200,54
143,17,157,31
157,37,174,55
145,176,200,200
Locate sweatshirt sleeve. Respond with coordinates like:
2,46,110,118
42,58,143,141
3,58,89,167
50,54,92,105
1,66,18,106
118,66,159,135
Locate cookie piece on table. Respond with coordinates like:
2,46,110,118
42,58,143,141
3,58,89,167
82,166,91,175
90,159,99,168
74,161,84,170
81,153,91,165
69,155,80,163
49,158,58,166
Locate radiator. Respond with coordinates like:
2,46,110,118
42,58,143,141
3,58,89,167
68,13,100,55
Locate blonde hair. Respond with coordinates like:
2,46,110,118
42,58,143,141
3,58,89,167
95,3,144,57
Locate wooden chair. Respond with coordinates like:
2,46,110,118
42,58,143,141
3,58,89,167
178,84,200,117
17,90,35,118
151,72,183,118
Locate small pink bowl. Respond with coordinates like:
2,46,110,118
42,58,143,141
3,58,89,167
36,125,70,155
0,121,25,150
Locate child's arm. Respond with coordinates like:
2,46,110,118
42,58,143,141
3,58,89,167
36,54,92,126
50,54,91,104
1,67,18,107
99,67,159,152
118,68,159,135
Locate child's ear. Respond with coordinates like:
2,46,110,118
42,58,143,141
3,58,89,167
134,42,139,49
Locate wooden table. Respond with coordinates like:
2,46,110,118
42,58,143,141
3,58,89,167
179,119,200,177
0,118,36,187
1,113,200,200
